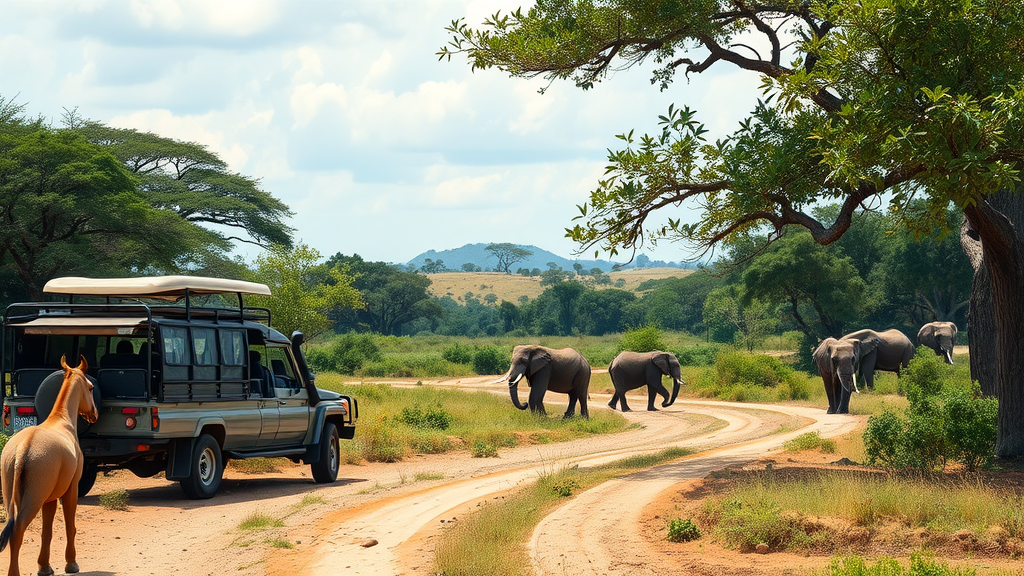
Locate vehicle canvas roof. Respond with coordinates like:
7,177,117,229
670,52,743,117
43,276,272,301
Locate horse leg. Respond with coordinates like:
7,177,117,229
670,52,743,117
60,492,79,574
36,499,56,576
7,522,23,576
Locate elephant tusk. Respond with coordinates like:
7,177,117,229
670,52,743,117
491,367,512,384
509,373,523,386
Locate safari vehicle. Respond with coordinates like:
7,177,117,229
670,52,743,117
1,276,357,499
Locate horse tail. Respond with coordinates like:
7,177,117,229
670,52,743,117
0,441,28,553
0,516,13,553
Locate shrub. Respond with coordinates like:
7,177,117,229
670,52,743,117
307,333,382,375
617,325,666,353
675,344,722,367
666,518,702,542
826,553,976,576
710,497,808,551
360,417,406,463
397,403,454,430
0,433,8,456
714,352,792,387
863,354,997,471
441,342,474,364
473,345,508,375
471,440,499,458
550,478,581,497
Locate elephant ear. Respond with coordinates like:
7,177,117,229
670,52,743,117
812,338,837,370
529,348,552,375
858,336,880,356
949,323,958,342
917,324,935,343
652,352,671,374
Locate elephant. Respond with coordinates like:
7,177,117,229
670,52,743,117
839,328,915,390
607,350,683,411
813,337,861,414
917,321,958,364
499,345,591,418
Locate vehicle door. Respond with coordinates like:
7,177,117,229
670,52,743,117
265,345,310,446
249,344,281,448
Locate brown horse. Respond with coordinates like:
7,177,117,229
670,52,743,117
0,355,98,576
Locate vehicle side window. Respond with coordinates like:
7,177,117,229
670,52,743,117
265,346,301,390
162,327,191,365
192,328,218,365
219,330,245,367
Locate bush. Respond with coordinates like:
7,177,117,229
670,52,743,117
675,344,722,367
473,345,508,375
666,518,702,542
307,333,382,375
826,553,976,576
471,440,498,458
441,342,474,364
397,403,454,430
714,352,792,387
617,325,666,353
863,354,997,471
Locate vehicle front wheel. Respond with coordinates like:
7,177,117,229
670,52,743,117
179,434,223,499
310,422,340,483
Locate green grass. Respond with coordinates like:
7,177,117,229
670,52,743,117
98,489,130,511
295,493,325,508
314,374,631,463
699,470,1024,553
265,537,294,549
415,471,445,481
824,553,977,576
432,447,692,576
237,512,285,531
784,431,837,453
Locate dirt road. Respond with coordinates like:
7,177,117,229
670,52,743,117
6,383,855,576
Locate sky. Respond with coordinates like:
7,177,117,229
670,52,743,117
0,0,761,266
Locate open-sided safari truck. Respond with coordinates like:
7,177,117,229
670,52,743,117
1,276,357,499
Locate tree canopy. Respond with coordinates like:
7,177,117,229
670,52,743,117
486,242,533,273
443,0,1024,456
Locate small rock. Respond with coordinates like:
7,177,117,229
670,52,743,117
361,538,379,548
830,457,858,466
755,543,770,554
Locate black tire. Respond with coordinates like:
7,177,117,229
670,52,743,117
179,434,223,499
78,461,98,498
310,422,340,484
34,371,101,435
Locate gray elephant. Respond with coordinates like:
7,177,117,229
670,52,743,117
839,328,915,390
499,345,591,418
917,321,958,364
813,337,861,414
607,351,683,411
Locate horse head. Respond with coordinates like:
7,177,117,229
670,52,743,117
60,354,99,424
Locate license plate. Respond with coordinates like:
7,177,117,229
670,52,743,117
12,414,36,431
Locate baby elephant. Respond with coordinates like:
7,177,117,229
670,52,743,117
608,351,683,411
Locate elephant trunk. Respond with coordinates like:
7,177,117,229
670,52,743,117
663,378,681,407
509,376,528,410
837,368,859,394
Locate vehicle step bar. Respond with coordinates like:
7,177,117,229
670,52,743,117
224,447,306,459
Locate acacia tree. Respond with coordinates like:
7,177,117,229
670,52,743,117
443,1,1024,456
486,242,533,273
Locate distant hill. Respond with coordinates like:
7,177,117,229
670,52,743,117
407,243,694,273
426,267,695,303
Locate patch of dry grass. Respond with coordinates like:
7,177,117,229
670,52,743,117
424,268,694,303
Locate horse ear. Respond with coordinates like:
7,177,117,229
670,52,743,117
60,354,70,371
77,354,88,373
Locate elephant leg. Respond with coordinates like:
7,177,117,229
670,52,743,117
528,379,548,415
646,382,660,411
564,389,579,418
607,391,619,410
823,375,837,414
617,392,632,412
838,385,852,414
860,354,877,390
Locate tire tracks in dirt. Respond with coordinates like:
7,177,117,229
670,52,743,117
269,399,849,575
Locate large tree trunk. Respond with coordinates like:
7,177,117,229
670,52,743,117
962,189,1024,457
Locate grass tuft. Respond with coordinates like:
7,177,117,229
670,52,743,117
238,511,284,531
99,489,130,511
784,431,837,453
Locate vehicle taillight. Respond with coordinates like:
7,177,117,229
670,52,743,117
121,407,140,415
15,407,35,416
2,405,8,427
151,407,159,431
122,407,139,430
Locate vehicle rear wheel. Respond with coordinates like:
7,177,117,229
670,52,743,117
78,460,98,498
310,422,340,483
179,434,223,499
